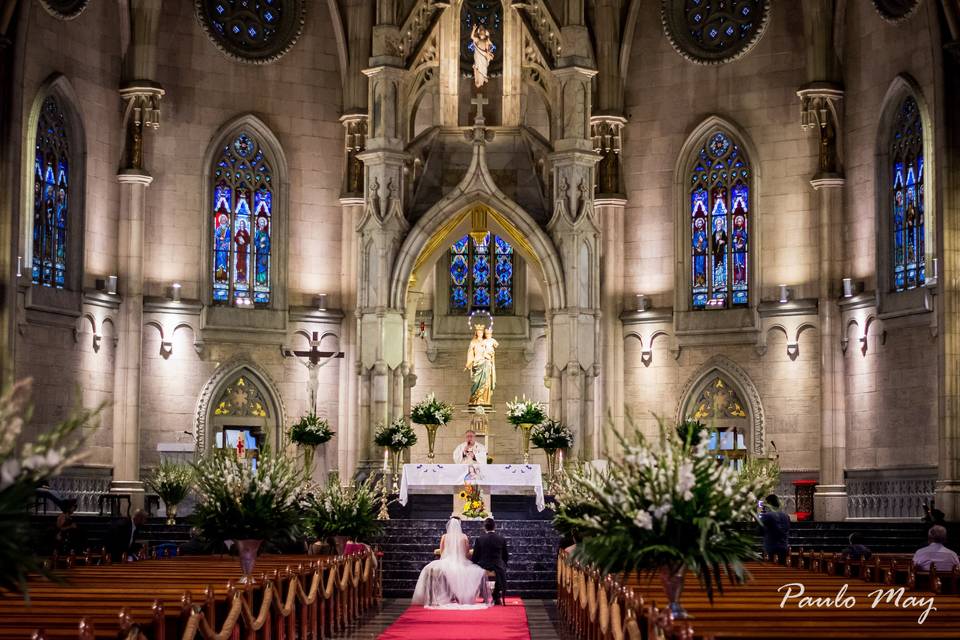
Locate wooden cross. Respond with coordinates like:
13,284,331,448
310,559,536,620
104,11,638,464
471,92,489,124
281,331,344,412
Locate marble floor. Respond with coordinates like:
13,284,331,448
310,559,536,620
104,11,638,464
336,598,565,639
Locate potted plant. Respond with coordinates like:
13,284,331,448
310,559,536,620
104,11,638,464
192,446,304,580
530,419,574,484
410,393,454,459
304,477,383,554
505,397,546,463
553,419,776,619
289,412,335,475
374,417,417,492
0,379,102,595
146,460,193,525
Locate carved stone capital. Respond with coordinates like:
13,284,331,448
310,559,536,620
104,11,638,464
118,81,165,172
797,83,844,178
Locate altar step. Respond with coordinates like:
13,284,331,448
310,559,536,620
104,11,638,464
375,519,561,600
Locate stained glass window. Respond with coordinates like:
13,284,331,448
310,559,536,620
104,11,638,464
32,96,70,289
212,132,273,306
662,0,770,65
891,95,925,292
690,131,750,309
460,0,502,78
449,232,513,314
196,0,306,63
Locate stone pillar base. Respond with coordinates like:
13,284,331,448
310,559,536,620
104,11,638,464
935,480,960,520
813,484,848,521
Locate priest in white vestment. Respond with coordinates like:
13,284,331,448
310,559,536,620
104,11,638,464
453,429,488,465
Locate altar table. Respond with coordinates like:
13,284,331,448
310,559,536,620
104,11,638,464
398,463,546,511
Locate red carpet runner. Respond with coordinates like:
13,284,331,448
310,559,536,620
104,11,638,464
377,597,530,640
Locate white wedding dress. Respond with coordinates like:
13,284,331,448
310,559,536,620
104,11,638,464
411,518,493,609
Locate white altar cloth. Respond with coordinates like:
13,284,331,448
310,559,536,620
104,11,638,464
398,463,546,511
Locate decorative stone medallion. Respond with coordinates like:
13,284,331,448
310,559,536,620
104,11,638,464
871,0,922,24
37,0,89,20
661,0,771,65
195,0,306,64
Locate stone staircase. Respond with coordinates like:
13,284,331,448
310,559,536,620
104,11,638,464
374,519,561,600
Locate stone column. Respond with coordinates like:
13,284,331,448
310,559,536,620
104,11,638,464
798,84,847,521
936,25,960,518
0,26,16,382
339,196,363,477
111,83,163,503
595,196,625,448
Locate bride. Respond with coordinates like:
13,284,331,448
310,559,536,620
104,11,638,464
411,517,492,608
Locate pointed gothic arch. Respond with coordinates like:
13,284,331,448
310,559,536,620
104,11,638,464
200,114,290,318
22,73,86,295
194,357,287,453
675,355,766,455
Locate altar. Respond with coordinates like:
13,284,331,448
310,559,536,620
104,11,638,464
398,463,546,515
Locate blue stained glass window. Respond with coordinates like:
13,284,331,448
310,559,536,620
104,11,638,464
449,232,514,314
891,95,924,292
212,132,273,306
32,96,70,288
690,131,750,309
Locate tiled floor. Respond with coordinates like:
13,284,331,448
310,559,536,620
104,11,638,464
336,599,565,639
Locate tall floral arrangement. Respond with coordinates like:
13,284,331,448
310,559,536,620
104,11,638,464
0,379,103,593
374,417,418,451
146,460,193,522
410,393,454,425
531,419,574,452
459,483,487,519
289,413,335,446
192,447,304,542
553,419,777,604
303,476,383,541
505,397,546,427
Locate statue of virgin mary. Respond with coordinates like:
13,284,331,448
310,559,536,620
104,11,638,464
465,321,497,406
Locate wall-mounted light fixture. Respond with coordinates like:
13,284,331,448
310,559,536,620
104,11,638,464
16,256,22,278
841,277,854,299
170,282,182,302
778,284,791,304
96,276,119,295
926,258,939,287
314,293,328,311
635,293,651,312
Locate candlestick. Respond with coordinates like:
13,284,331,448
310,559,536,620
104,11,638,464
383,449,388,471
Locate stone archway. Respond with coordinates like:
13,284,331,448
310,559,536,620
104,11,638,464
675,355,766,456
194,357,286,454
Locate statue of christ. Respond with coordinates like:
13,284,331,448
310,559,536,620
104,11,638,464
470,24,494,89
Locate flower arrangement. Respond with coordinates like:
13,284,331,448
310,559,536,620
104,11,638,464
303,476,383,542
374,417,418,451
191,446,304,543
531,419,574,452
739,455,781,492
505,397,546,427
553,418,777,606
0,379,103,594
459,483,487,519
289,412,335,447
146,460,193,514
410,393,454,426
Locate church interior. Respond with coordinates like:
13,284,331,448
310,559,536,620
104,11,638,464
3,0,960,637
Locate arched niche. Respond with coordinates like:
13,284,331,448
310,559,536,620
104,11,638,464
675,355,766,458
194,358,286,454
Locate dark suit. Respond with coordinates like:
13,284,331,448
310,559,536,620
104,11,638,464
472,531,508,604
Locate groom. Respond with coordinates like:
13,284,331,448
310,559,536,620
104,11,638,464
472,517,508,605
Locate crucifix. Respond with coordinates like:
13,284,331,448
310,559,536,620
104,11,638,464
471,92,489,126
281,331,344,413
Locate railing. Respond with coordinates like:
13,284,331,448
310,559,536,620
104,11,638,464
846,471,935,520
48,469,113,514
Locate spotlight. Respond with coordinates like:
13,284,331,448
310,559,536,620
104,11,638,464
842,277,853,299
314,293,328,311
635,294,650,312
170,282,182,302
778,284,791,304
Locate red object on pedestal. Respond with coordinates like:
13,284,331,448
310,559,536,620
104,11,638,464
793,479,818,521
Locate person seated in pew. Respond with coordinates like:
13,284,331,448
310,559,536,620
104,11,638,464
756,494,790,565
842,532,872,561
177,527,213,556
54,499,84,554
107,509,147,562
913,524,960,571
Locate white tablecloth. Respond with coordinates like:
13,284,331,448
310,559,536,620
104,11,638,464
398,463,545,511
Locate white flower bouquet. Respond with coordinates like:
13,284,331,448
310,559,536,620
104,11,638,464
288,412,335,446
192,446,305,542
373,416,418,451
505,396,546,427
410,393,454,426
553,419,777,604
531,419,574,452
